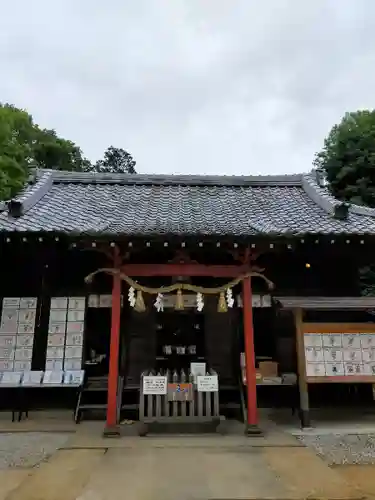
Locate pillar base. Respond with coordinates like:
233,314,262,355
299,409,311,429
245,424,263,436
103,424,121,437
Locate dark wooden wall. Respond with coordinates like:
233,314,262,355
124,296,156,385
0,237,373,387
204,297,237,384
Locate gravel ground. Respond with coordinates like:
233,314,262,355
297,433,375,465
0,432,70,469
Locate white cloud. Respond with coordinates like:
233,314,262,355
1,0,375,175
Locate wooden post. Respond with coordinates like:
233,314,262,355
104,247,122,436
294,308,311,428
242,276,261,435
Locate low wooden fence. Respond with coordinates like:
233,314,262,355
139,369,220,425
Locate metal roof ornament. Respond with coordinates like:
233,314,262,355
333,203,349,220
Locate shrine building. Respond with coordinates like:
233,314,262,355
1,169,375,434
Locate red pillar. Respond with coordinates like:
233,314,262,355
242,276,261,434
104,249,121,435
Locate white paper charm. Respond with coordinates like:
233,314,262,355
196,293,204,312
154,293,164,312
226,288,234,308
128,287,136,308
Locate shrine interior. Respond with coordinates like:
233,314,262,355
0,236,375,419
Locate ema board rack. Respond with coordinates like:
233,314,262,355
302,323,375,383
0,297,37,372
46,297,85,372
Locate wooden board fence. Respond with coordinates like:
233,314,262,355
139,369,220,424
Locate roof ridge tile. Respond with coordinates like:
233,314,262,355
50,169,303,187
7,170,53,217
302,171,375,218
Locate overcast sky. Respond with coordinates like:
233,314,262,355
1,1,375,175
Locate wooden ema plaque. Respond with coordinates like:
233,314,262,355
167,383,193,401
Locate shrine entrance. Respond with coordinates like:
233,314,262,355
86,255,274,435
155,311,205,372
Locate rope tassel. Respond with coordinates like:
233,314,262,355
134,290,146,312
217,291,228,313
84,268,275,293
175,289,184,310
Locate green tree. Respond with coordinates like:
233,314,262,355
0,103,138,200
316,110,375,295
94,146,136,174
33,128,91,172
0,103,91,200
0,104,34,199
314,110,375,207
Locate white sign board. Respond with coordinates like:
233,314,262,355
143,376,167,395
50,297,68,310
67,310,85,322
68,297,86,311
43,371,64,385
88,294,100,308
64,370,85,385
64,359,82,370
190,362,206,382
197,375,218,392
14,361,32,371
66,333,83,346
1,371,22,385
99,295,112,308
45,359,64,371
66,322,84,334
22,371,43,386
2,298,20,309
14,348,33,360
20,298,37,309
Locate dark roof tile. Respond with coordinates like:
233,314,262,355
0,169,374,237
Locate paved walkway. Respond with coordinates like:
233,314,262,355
0,419,364,500
336,465,375,499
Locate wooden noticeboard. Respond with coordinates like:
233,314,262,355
301,323,375,383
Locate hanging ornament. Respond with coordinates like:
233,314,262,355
196,292,204,312
154,293,164,312
163,345,172,355
134,290,146,312
226,288,235,308
188,345,196,355
217,291,228,313
128,287,136,308
236,294,243,308
175,289,184,310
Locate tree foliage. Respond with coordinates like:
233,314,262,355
93,146,136,174
314,110,375,207
0,104,34,199
0,103,90,200
0,103,136,200
0,103,137,201
33,128,91,172
315,110,375,296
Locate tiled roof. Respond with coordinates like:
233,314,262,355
0,169,375,237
